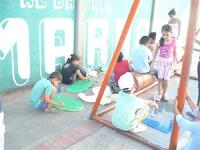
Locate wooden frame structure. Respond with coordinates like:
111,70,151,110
90,0,200,149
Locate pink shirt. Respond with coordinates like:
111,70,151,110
159,39,176,58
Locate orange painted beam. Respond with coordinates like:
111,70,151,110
169,0,199,149
92,115,167,150
90,0,141,117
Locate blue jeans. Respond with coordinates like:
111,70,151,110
70,68,87,84
109,73,120,93
37,101,48,111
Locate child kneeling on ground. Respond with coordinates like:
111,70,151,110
112,72,158,131
29,71,64,112
61,54,90,84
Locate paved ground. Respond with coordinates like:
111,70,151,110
0,75,198,150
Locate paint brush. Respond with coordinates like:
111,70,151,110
151,93,156,117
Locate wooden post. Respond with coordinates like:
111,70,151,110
90,0,141,117
169,0,199,149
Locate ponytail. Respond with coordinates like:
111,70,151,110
159,37,164,46
65,54,80,65
160,24,172,47
66,57,71,64
168,8,176,16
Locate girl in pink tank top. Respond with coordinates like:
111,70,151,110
153,24,177,101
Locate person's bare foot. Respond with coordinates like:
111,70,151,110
44,106,58,113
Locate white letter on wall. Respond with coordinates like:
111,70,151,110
39,18,74,77
114,19,132,59
20,0,34,8
86,19,109,68
0,18,30,86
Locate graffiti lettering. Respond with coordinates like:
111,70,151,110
85,0,113,15
84,18,149,69
0,18,30,86
20,0,47,9
0,18,74,87
39,18,73,77
85,19,109,69
53,0,75,10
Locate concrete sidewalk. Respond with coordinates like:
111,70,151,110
1,76,198,150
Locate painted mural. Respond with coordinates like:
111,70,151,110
84,0,153,70
0,0,192,92
0,0,75,91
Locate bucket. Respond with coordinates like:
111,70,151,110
133,72,156,91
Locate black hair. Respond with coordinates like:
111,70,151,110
159,38,165,47
135,108,142,115
159,24,172,46
168,8,176,16
149,32,157,40
139,36,150,45
162,24,172,32
117,52,124,62
48,71,62,81
66,54,80,64
122,88,132,93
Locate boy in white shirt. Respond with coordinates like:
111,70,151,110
112,72,158,131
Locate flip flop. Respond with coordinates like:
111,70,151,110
156,94,162,101
45,107,58,113
186,111,197,119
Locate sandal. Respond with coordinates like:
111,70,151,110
162,94,169,102
45,107,58,113
156,94,162,101
186,111,197,119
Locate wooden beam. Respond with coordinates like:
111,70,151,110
92,115,167,150
97,81,158,117
90,0,141,117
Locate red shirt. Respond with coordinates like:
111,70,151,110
114,60,130,82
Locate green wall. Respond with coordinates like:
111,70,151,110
0,0,192,92
84,0,153,70
0,0,75,91
152,0,191,45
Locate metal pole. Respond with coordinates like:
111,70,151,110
169,0,199,149
149,0,156,33
75,0,85,60
90,0,141,117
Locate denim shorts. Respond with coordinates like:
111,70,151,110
37,101,48,111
